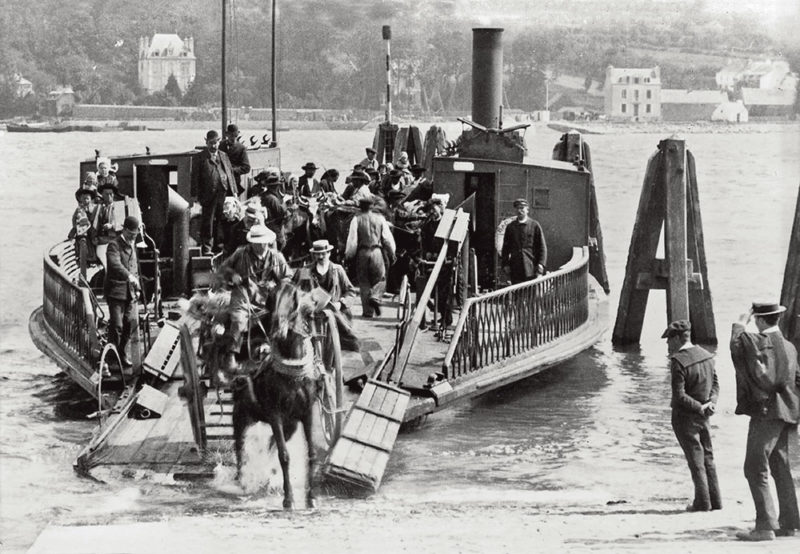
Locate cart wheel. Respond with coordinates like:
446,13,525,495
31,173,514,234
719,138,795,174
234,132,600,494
319,372,337,447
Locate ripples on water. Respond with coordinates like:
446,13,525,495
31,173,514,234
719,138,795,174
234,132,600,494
1,124,799,549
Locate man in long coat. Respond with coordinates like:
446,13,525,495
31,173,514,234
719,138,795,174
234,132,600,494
663,319,721,513
104,215,141,368
730,301,800,541
220,124,251,193
501,198,547,284
345,196,395,317
257,172,287,251
191,129,238,255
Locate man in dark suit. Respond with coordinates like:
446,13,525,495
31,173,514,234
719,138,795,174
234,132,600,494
663,319,721,513
298,162,320,197
191,129,238,255
104,216,141,368
731,301,800,541
501,198,547,284
220,124,251,194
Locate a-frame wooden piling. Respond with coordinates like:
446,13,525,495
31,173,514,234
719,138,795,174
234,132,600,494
612,137,717,345
780,182,800,351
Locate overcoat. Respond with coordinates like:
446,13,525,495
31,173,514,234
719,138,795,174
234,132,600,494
104,235,138,301
191,149,238,206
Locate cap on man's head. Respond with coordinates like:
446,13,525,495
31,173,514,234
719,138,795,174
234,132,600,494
123,215,140,232
366,147,377,155
358,196,374,209
661,319,691,339
752,301,787,317
301,162,318,171
226,123,239,135
513,198,528,208
205,129,220,141
350,170,370,183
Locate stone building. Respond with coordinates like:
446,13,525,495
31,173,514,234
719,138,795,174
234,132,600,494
603,66,661,121
138,34,196,95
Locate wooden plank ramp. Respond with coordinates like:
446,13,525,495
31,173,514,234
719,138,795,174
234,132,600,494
323,379,409,493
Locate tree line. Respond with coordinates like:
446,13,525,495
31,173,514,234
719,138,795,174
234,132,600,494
0,0,795,117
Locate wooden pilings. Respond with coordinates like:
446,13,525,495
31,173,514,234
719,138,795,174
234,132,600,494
780,182,800,351
612,137,717,345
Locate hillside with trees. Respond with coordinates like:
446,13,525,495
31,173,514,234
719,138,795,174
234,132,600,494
1,0,797,116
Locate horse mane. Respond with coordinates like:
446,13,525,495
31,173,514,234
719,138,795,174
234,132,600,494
271,282,314,346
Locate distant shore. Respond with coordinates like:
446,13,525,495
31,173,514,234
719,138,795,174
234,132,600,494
2,117,797,135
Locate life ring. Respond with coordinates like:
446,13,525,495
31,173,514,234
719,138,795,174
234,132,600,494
494,216,516,254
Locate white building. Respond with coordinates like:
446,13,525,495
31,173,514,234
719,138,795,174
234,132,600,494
604,66,661,121
138,34,196,95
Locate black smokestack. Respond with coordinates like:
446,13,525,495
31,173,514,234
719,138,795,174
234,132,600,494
471,28,504,129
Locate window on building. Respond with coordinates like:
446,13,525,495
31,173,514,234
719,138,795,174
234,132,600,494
635,90,640,101
645,78,650,83
634,77,640,84
646,90,652,99
626,76,630,84
621,103,627,113
621,90,627,99
646,104,651,113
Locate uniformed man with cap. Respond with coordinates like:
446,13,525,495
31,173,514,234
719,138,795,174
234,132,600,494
501,198,547,284
663,319,722,513
191,129,238,255
359,147,379,172
345,196,396,317
730,301,800,541
104,215,142,368
216,224,294,371
220,123,251,192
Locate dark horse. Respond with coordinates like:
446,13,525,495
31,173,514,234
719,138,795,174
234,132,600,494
230,281,323,509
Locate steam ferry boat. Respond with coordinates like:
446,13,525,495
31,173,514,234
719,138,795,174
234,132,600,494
29,28,610,490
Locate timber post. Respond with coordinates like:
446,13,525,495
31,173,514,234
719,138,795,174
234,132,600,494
612,137,717,345
780,182,800,351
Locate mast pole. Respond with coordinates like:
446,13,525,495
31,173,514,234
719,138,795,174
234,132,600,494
382,25,391,123
221,0,228,134
271,0,277,144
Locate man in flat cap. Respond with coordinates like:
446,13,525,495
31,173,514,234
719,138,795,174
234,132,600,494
220,124,251,193
663,319,721,513
730,301,800,541
359,147,379,172
104,215,142,368
501,198,547,284
191,129,238,255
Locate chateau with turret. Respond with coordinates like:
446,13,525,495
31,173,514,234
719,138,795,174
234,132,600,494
138,34,196,95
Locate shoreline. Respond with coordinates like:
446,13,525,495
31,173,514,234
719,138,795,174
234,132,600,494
2,117,797,135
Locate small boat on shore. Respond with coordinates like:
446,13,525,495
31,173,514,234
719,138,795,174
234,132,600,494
7,122,160,133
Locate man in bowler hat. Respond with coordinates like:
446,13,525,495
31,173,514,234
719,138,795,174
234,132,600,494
663,319,722,513
501,198,547,284
220,123,251,192
730,301,800,541
104,215,141,368
191,129,238,255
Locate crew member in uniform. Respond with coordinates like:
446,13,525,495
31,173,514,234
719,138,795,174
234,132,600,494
104,215,141,368
345,196,395,318
501,198,547,284
217,224,293,371
191,130,238,255
730,301,800,541
663,319,721,513
220,124,251,193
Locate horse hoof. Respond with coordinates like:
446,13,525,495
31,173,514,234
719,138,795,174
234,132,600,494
283,499,294,510
306,497,317,509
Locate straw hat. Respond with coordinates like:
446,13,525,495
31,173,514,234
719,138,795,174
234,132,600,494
246,224,276,244
751,301,787,317
309,239,334,254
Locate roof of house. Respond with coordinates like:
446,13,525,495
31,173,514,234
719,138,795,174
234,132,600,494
48,86,75,97
741,87,797,106
145,33,194,58
661,89,728,104
14,75,32,86
607,66,660,84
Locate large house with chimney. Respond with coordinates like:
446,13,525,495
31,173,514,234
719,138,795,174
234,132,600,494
138,34,196,95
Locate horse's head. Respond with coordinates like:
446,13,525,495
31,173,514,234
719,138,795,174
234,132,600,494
270,282,315,358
